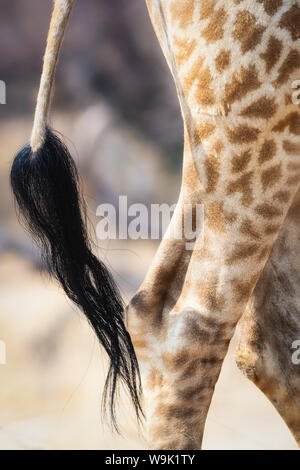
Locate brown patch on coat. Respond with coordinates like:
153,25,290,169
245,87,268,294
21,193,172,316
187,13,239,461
286,174,300,186
173,36,197,69
285,93,294,105
283,140,300,155
240,219,261,241
215,49,231,73
258,139,277,164
200,0,218,20
227,242,260,264
240,97,277,119
257,0,283,15
184,160,199,193
265,223,281,235
201,8,228,43
197,276,225,312
288,199,300,223
227,171,254,206
222,65,261,114
176,383,209,401
274,190,291,203
176,358,204,381
206,202,227,233
163,349,191,372
182,56,204,94
224,211,238,224
193,122,216,143
232,10,266,53
274,50,300,87
232,272,261,303
130,333,149,350
255,203,283,218
261,163,282,190
205,151,220,193
231,149,252,173
170,0,196,28
279,4,300,41
181,315,211,343
155,402,197,421
288,162,300,172
272,112,300,135
227,125,260,144
194,66,216,106
260,36,283,73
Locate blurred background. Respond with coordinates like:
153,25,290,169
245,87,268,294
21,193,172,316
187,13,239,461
0,0,297,450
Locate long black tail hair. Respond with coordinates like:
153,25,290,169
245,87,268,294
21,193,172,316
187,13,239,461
10,0,142,429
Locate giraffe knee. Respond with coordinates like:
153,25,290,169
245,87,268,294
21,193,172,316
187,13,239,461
235,343,259,381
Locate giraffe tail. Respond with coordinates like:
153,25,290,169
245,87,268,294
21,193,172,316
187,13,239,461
10,0,142,429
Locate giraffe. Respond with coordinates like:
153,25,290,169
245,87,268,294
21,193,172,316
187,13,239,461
125,0,300,449
236,187,300,445
9,0,300,450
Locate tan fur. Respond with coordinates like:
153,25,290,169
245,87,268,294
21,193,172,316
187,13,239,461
126,0,300,449
31,0,74,152
236,188,300,445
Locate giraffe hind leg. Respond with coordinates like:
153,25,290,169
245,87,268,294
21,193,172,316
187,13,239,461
235,189,300,446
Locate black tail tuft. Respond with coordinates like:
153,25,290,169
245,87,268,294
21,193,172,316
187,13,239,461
10,127,143,429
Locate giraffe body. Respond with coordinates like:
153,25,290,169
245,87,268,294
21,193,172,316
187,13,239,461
236,188,300,445
126,0,300,449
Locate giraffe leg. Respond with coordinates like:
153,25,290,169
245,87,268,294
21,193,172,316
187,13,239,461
236,189,300,445
131,0,300,450
126,196,237,450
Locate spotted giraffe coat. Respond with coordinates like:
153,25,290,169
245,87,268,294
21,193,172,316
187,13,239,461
126,0,300,449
